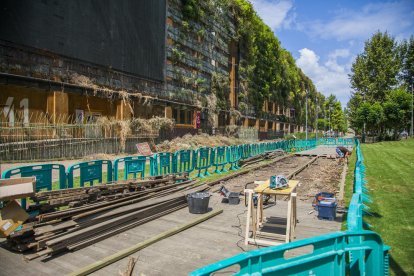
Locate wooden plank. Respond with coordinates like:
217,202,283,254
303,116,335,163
68,209,223,276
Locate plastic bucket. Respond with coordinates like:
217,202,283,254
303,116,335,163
187,192,210,214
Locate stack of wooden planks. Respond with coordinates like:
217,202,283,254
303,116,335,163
5,175,208,260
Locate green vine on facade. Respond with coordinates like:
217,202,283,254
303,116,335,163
177,0,324,126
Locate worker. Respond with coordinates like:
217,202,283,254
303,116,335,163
336,146,352,164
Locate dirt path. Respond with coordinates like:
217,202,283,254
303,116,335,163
216,155,343,202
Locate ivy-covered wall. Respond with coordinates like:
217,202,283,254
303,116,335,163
166,0,234,113
167,0,325,127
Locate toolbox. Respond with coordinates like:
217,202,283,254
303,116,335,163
317,198,337,221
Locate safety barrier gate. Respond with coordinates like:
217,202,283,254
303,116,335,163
174,149,196,176
318,138,354,146
227,145,241,170
1,138,318,201
191,138,390,275
67,160,112,188
212,146,229,174
150,152,174,176
190,231,388,276
113,156,148,181
1,164,66,209
194,147,213,178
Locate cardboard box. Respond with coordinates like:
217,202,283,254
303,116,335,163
0,200,29,237
0,177,36,201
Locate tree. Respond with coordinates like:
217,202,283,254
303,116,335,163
348,31,410,139
400,35,414,87
383,88,411,138
349,32,401,103
353,102,384,134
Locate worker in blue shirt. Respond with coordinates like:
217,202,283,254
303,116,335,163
336,146,351,164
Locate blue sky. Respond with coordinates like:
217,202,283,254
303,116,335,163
250,0,414,106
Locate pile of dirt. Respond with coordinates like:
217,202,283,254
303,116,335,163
156,133,252,152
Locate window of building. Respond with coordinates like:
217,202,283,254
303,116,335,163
268,101,272,112
173,108,193,125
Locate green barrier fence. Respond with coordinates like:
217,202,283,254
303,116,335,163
2,138,320,192
173,149,196,176
113,156,148,181
227,145,242,170
190,231,388,276
67,160,112,188
2,164,66,209
212,146,229,174
150,152,174,176
194,147,214,178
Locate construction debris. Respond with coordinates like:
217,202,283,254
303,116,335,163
156,133,250,152
3,175,207,259
120,257,138,276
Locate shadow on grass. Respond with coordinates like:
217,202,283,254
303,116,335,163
390,254,408,276
367,211,382,218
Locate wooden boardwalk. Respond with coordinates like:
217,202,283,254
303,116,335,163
0,192,342,275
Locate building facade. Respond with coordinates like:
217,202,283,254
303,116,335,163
0,0,302,140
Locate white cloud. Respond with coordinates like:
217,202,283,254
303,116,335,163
307,1,414,41
325,49,350,73
250,0,294,30
296,48,351,106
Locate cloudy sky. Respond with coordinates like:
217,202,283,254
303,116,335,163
250,0,414,106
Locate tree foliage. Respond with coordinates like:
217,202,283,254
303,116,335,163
229,0,323,124
350,31,401,102
349,31,412,139
180,0,323,125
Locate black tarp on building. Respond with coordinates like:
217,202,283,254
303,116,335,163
0,0,166,81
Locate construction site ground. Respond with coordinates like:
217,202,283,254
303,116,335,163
0,146,349,275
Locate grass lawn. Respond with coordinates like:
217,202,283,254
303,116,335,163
358,139,414,275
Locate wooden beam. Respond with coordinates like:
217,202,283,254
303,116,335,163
69,209,223,276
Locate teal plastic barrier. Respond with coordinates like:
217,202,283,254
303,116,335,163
259,143,266,154
212,146,228,174
173,149,195,176
1,164,66,209
67,160,112,188
227,145,241,170
190,231,389,276
318,138,354,147
240,144,251,159
150,152,174,176
194,147,213,177
113,156,148,181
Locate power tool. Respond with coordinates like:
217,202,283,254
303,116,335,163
269,175,289,189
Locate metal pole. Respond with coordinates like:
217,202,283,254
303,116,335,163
328,107,331,136
411,83,413,137
305,90,308,140
316,98,318,140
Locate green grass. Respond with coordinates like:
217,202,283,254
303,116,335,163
357,139,414,275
